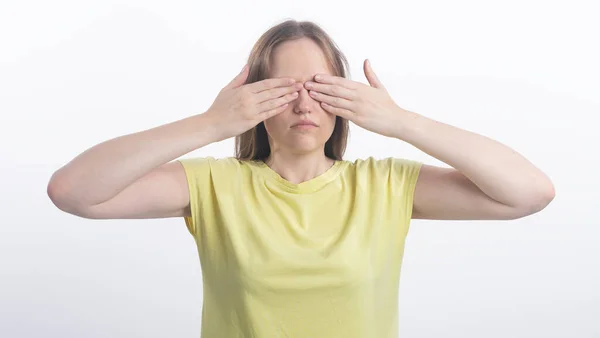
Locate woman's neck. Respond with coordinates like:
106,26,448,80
264,151,336,184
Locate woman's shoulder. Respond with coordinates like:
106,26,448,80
177,156,262,173
178,155,241,163
346,156,421,170
345,156,422,195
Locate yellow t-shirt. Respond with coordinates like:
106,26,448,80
178,156,422,337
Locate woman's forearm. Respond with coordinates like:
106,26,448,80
394,109,555,209
48,112,218,208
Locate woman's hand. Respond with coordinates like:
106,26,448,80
304,59,410,138
205,65,303,142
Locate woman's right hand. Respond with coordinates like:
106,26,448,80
205,64,303,142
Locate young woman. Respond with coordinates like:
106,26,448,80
47,19,555,337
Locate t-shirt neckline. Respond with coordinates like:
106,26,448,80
253,159,345,194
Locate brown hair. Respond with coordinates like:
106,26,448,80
234,19,351,161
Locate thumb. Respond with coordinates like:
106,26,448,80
364,59,386,91
224,64,249,90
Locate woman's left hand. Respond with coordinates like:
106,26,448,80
304,59,409,138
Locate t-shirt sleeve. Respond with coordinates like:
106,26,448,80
176,156,240,238
176,156,215,238
388,157,423,234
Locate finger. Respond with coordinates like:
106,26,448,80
304,81,354,100
257,91,298,113
259,102,289,120
364,59,386,91
224,64,249,90
308,90,353,109
320,102,354,119
255,82,303,104
313,74,358,90
248,77,296,93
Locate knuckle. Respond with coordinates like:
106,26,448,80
266,79,277,88
241,100,253,111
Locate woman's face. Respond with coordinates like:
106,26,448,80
263,38,337,156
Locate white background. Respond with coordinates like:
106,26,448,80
1,0,598,337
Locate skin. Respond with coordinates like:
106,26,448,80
262,38,338,184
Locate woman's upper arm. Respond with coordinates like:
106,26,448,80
68,160,191,220
412,164,526,220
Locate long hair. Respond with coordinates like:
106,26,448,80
234,19,350,161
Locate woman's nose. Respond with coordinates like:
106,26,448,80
292,85,317,114
293,89,311,113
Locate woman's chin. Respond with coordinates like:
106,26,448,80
287,141,324,154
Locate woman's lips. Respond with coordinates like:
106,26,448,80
291,120,318,128
292,124,317,129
